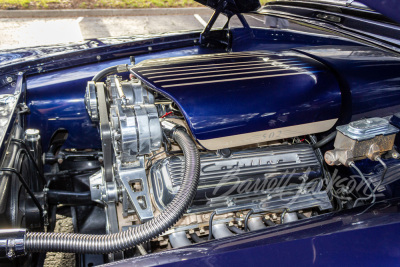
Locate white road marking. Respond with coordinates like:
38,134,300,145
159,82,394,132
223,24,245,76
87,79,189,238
75,17,84,40
194,14,207,27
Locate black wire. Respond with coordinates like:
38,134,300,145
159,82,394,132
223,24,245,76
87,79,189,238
208,211,216,240
375,157,388,190
11,139,46,185
46,176,56,188
20,149,45,187
244,210,253,232
309,134,342,211
1,167,44,218
45,167,101,179
49,205,57,232
162,130,172,154
71,206,79,232
352,158,387,207
351,162,376,207
145,151,166,170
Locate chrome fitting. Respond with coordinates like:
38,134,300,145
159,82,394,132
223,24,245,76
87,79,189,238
161,120,185,138
116,64,129,73
0,229,26,259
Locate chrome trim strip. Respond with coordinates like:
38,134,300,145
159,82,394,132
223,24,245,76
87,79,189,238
137,51,270,66
137,58,296,74
155,68,300,83
147,61,303,79
137,53,271,68
161,71,308,87
197,119,338,150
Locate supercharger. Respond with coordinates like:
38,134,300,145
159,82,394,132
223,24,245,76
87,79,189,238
84,74,333,235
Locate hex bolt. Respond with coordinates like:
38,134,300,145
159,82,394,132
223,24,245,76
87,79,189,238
6,76,13,83
7,249,15,259
57,158,63,164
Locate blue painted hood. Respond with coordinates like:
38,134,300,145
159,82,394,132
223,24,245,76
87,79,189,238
358,0,400,24
131,50,342,149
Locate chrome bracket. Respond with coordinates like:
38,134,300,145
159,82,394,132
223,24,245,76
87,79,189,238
117,157,154,222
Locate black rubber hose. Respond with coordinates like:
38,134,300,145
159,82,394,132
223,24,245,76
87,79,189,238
228,226,245,234
47,190,92,206
25,128,200,254
297,213,308,219
91,64,129,82
261,217,276,226
244,210,254,232
190,233,205,243
208,211,216,240
312,131,337,150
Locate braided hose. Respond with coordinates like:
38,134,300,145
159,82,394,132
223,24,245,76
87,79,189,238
25,129,200,253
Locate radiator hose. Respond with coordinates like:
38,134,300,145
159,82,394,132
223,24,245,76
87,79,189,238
92,64,130,82
24,126,200,254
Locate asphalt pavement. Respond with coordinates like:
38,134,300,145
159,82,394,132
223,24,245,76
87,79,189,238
0,8,225,50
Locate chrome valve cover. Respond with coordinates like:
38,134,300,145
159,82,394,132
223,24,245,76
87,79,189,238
150,143,332,214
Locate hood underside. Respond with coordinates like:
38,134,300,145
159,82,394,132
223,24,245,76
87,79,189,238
131,50,342,150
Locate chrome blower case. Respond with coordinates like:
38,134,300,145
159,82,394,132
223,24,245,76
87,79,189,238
150,143,332,215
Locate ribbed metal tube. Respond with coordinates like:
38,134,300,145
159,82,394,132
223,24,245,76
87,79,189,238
25,129,200,254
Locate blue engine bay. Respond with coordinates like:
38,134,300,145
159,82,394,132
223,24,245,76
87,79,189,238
1,2,400,266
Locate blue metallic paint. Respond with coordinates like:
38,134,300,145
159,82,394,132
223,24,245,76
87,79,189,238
103,199,400,267
0,1,400,266
230,27,365,52
294,45,400,122
131,50,341,143
261,1,400,49
359,0,400,24
25,46,224,150
0,32,202,94
24,29,400,151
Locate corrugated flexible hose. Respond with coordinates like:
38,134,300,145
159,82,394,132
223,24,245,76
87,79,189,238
25,128,200,253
